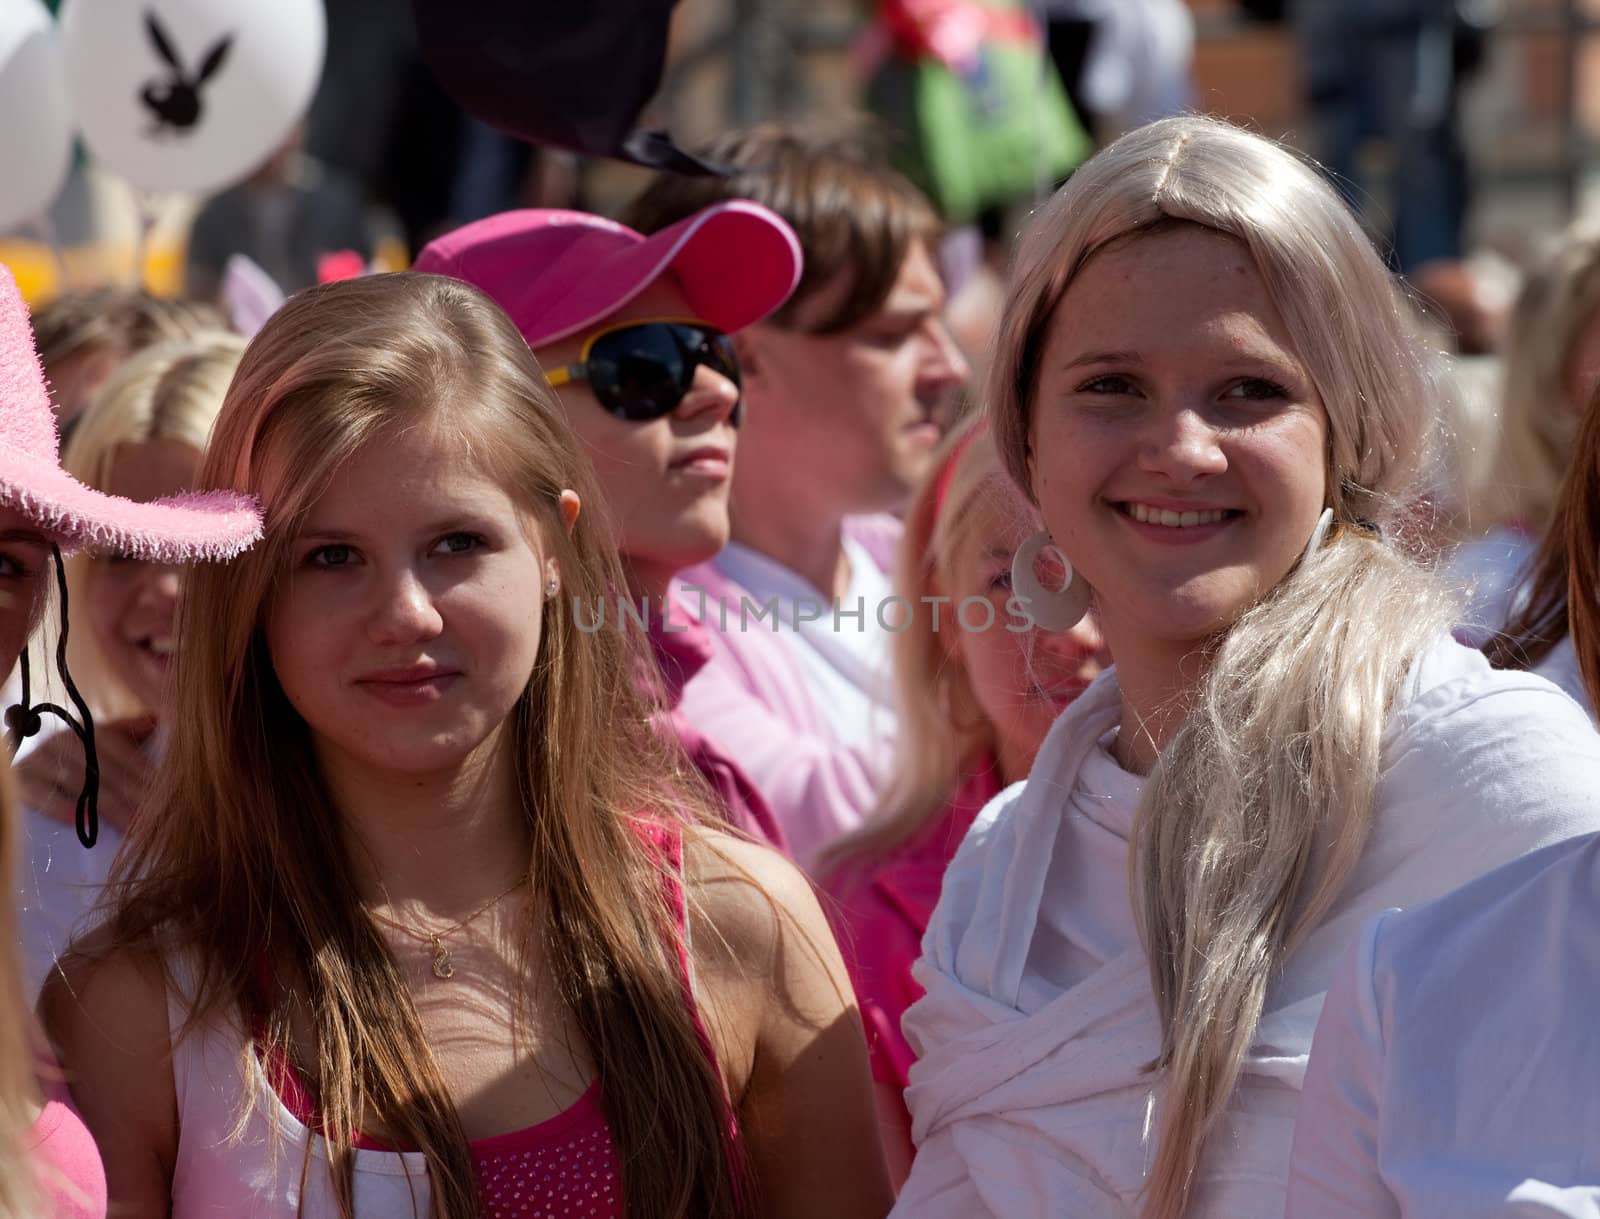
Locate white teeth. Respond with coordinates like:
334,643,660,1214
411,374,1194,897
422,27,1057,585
147,638,175,656
1125,503,1228,528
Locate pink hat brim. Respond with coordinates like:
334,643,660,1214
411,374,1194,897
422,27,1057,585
0,443,261,563
529,200,804,348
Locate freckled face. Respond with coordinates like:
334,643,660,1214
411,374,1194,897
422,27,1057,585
264,424,563,781
1028,226,1329,650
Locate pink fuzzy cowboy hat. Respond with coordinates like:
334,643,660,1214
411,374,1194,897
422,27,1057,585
0,264,261,562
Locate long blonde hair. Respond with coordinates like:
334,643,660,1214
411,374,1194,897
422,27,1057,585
0,761,38,1219
1484,379,1600,711
1479,220,1600,533
56,332,245,718
822,416,1019,869
990,115,1455,1218
96,273,742,1218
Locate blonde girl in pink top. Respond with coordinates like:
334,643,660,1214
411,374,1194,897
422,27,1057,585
821,416,1108,1184
42,272,891,1219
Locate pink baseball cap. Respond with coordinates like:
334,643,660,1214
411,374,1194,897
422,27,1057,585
413,199,803,348
0,264,261,562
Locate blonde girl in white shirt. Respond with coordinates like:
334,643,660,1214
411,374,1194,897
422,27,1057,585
890,115,1600,1219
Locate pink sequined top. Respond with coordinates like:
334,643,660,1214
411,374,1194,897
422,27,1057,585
262,822,722,1219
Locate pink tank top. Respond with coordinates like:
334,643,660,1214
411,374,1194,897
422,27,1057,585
28,1049,107,1219
259,820,719,1219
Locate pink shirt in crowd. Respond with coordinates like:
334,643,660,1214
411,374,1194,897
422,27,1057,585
29,1048,107,1219
647,597,788,854
674,517,902,866
822,758,1002,1107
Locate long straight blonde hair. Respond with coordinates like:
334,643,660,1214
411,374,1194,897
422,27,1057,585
990,116,1455,1217
0,760,38,1219
1484,379,1600,710
96,273,743,1218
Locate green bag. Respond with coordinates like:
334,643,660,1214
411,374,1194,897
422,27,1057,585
867,8,1092,223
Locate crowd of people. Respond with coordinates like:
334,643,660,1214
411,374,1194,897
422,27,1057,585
0,110,1594,1219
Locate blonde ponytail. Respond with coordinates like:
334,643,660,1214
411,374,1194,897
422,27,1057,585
1135,531,1452,1214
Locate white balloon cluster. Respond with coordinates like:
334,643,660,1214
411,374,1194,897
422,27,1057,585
0,0,325,231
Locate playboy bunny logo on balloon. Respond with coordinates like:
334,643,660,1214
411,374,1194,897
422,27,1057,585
59,0,324,194
140,11,232,136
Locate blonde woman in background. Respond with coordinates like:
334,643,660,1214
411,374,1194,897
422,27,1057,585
15,333,245,995
28,289,227,442
1447,219,1600,642
821,416,1108,1184
889,116,1600,1219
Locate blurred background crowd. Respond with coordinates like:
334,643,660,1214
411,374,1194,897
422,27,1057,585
3,0,1592,312
12,0,1600,751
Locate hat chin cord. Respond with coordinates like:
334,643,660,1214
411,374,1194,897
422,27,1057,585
5,544,100,849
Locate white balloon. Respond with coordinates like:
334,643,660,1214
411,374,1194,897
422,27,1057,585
60,0,326,195
0,0,74,230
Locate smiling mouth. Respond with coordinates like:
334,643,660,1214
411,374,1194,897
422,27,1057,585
137,636,175,660
1116,502,1243,528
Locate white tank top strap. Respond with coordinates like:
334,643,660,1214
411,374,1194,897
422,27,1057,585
162,951,432,1218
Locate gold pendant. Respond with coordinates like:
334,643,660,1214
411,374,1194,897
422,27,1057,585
430,935,454,979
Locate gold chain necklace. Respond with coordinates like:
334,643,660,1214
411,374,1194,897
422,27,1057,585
365,878,524,980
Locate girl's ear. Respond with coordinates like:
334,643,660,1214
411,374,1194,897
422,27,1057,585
558,489,580,533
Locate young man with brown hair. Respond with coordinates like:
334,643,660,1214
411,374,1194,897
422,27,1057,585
622,123,970,863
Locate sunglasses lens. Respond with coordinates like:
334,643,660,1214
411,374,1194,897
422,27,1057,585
586,325,690,421
584,323,740,422
706,333,741,388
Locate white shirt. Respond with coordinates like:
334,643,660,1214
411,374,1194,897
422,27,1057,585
1019,731,1142,1005
708,534,898,753
18,805,125,1000
892,636,1600,1219
163,955,435,1217
1445,525,1538,647
1288,832,1600,1219
16,721,162,998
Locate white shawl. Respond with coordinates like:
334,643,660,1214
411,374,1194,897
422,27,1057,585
893,638,1600,1218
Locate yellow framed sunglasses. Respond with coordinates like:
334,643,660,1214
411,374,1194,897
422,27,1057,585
545,317,741,422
